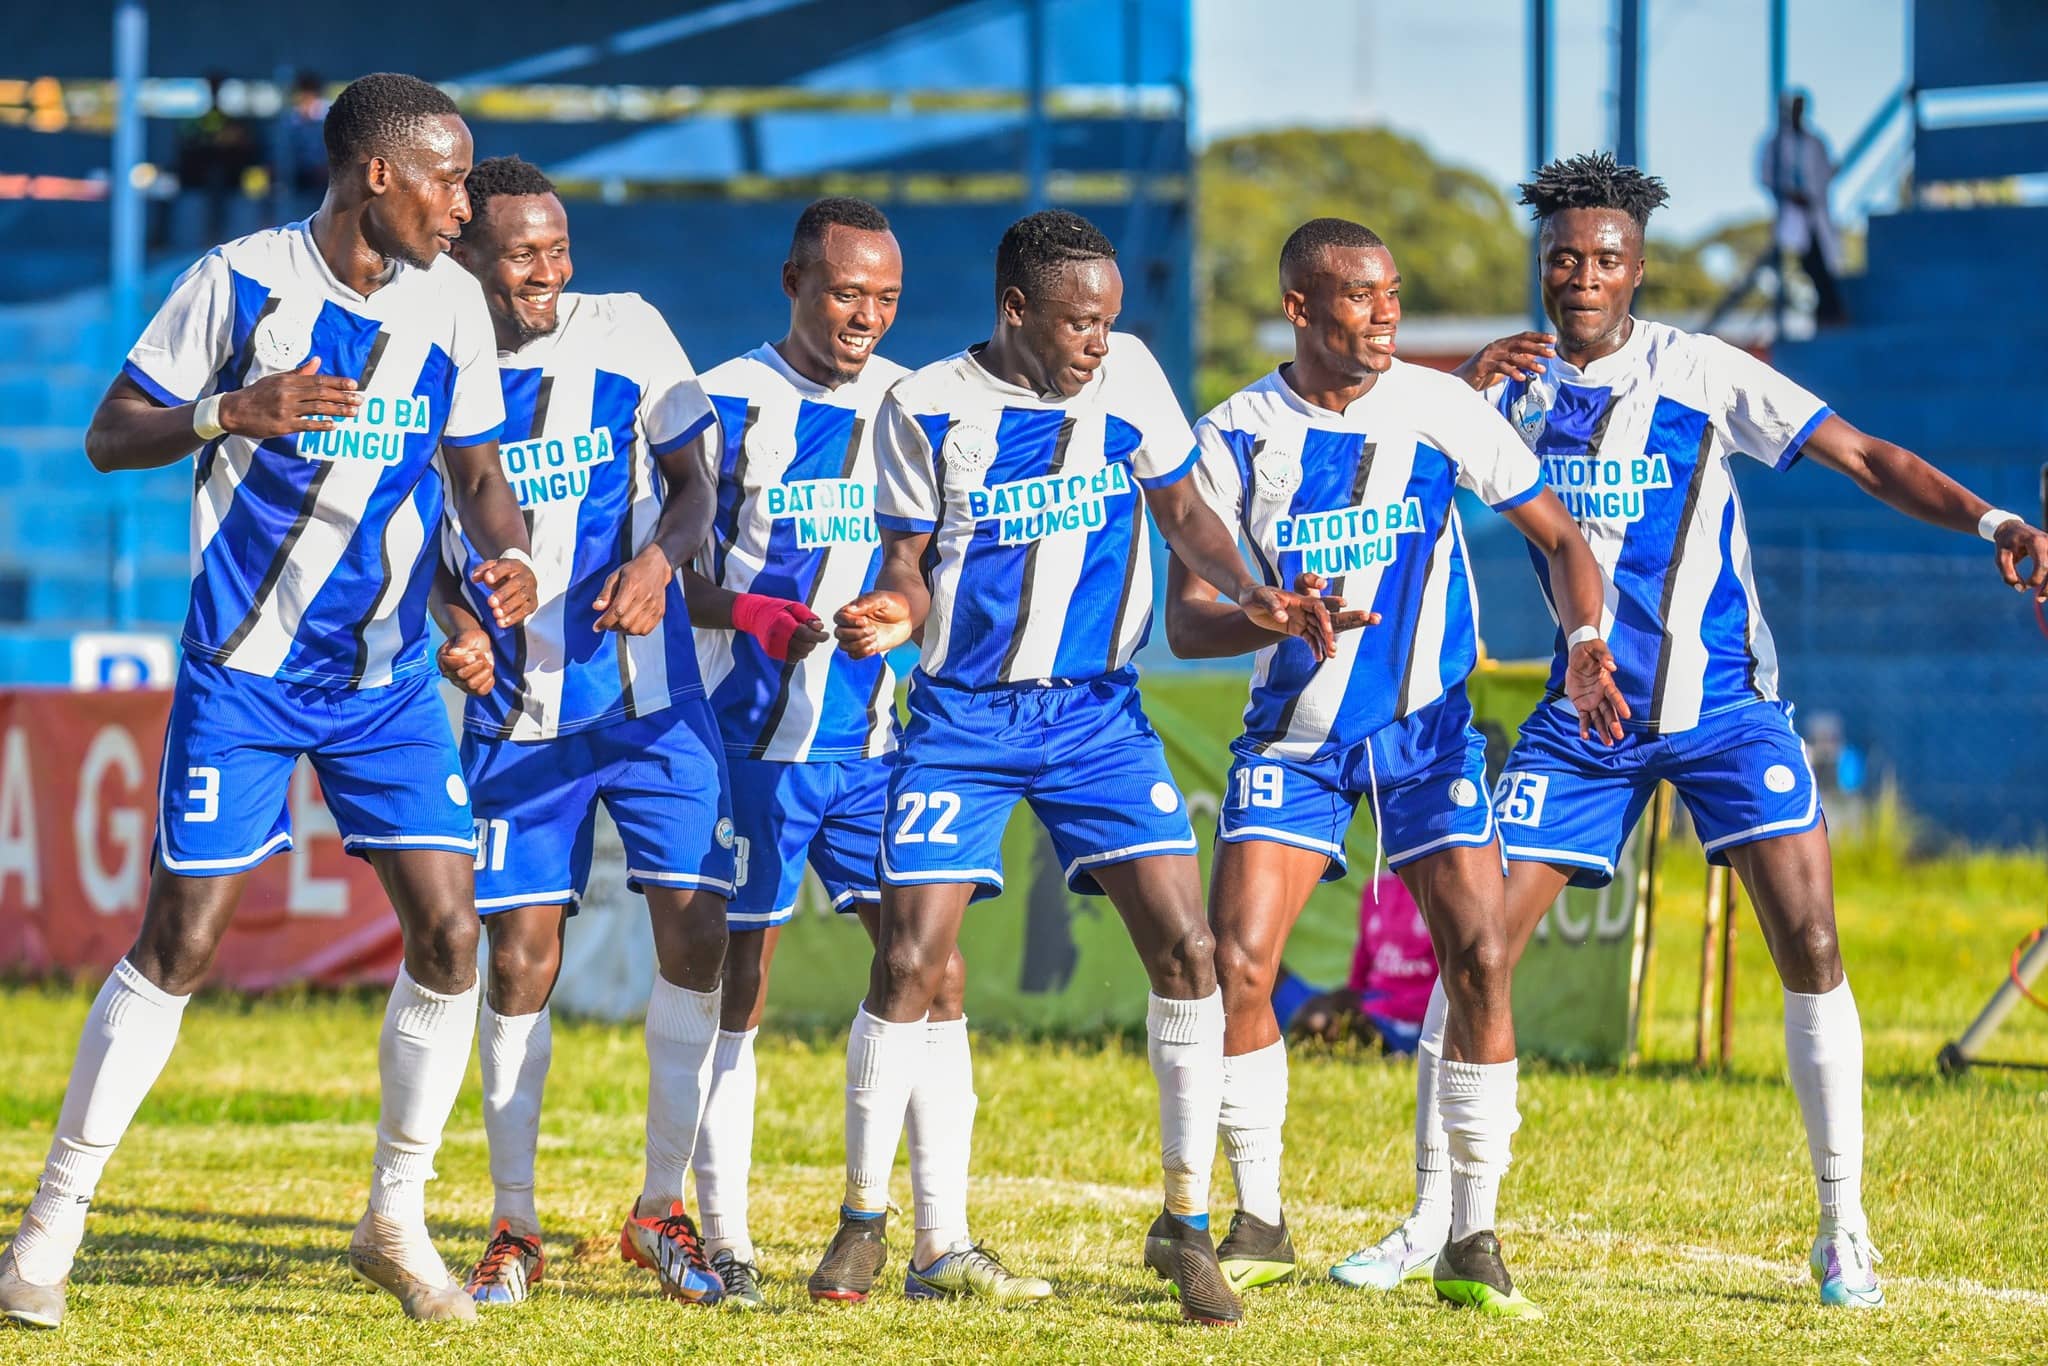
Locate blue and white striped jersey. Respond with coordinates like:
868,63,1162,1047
123,220,505,688
1197,361,1543,760
875,334,1198,687
442,291,716,741
696,344,905,762
1488,318,1830,735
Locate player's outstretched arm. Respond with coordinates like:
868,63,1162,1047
442,439,539,630
427,562,495,698
1453,331,1557,392
592,432,720,636
681,567,828,661
1502,488,1630,744
1144,475,1338,660
1164,556,1377,660
1801,414,2048,601
85,360,362,473
836,530,929,660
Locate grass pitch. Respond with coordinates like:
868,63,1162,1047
3,837,2047,1362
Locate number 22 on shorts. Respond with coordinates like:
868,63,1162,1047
893,790,962,845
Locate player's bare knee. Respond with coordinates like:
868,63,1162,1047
932,948,969,1019
1213,930,1275,1005
874,937,944,1015
1146,922,1218,998
405,910,479,993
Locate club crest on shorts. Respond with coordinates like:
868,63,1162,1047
251,317,306,372
715,816,736,848
943,422,997,476
1253,450,1302,500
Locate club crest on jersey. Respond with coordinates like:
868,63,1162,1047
251,317,305,371
967,464,1132,545
747,435,794,480
297,394,435,463
1253,451,1303,501
765,479,880,548
1542,450,1672,525
943,423,997,475
500,427,617,506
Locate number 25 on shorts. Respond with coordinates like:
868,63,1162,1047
892,790,962,845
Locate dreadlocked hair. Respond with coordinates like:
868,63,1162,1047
1517,152,1669,228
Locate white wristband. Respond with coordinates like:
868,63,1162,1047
1979,508,2020,542
192,393,226,442
496,547,536,572
1566,624,1602,649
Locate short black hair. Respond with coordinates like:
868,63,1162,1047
995,209,1116,299
323,72,460,172
790,196,891,265
465,156,557,238
1518,152,1670,229
1279,217,1387,286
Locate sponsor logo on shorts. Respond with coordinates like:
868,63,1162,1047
445,773,469,806
1763,764,1797,794
1449,777,1479,808
715,816,736,848
1149,781,1181,814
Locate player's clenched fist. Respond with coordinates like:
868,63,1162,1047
834,591,913,660
732,593,827,661
218,357,362,438
437,627,495,697
593,546,671,636
472,556,538,629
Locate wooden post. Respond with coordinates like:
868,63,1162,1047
1717,871,1739,1069
1695,863,1728,1069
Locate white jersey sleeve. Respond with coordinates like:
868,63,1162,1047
124,251,234,407
1432,379,1545,510
621,295,717,457
874,389,940,532
1191,413,1246,528
1700,335,1831,471
443,269,506,448
1118,340,1200,487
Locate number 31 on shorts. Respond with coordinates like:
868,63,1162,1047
893,790,962,845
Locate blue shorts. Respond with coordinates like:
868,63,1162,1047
880,669,1197,902
726,754,889,930
461,699,735,913
1496,698,1822,889
156,656,473,875
1219,682,1495,880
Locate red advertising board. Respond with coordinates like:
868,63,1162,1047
0,689,402,988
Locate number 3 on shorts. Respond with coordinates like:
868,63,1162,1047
893,790,961,845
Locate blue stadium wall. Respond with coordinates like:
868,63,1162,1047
1,1,1193,680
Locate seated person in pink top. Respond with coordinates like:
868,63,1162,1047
1272,875,1438,1053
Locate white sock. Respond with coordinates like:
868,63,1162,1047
1147,991,1224,1220
641,977,721,1210
10,960,189,1284
1785,980,1866,1235
909,1016,976,1265
478,1001,550,1238
694,1027,758,1261
1411,979,1451,1240
368,967,479,1227
1219,1039,1287,1224
842,1006,924,1213
1438,1057,1520,1242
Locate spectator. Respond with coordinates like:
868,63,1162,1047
1758,89,1846,325
1272,874,1439,1055
279,72,329,216
171,72,259,246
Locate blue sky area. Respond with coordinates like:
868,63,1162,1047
1192,0,1911,239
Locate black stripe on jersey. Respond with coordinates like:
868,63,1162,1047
197,295,283,491
1645,422,1719,733
1237,438,1281,587
996,416,1077,684
220,329,391,662
1259,439,1376,754
715,403,763,584
1102,488,1147,677
918,418,956,592
1394,507,1442,718
749,414,869,757
527,375,556,443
